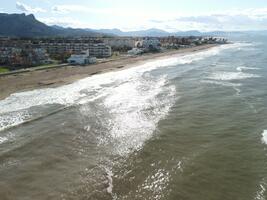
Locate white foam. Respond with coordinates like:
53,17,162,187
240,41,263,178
208,72,260,81
84,125,91,132
202,80,242,95
255,179,266,200
100,75,176,156
202,80,242,87
0,136,8,144
0,43,238,113
105,168,114,194
221,42,254,51
262,130,267,145
137,168,170,200
236,66,260,72
0,110,31,131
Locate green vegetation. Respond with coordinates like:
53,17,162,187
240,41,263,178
111,51,120,58
0,67,9,73
32,60,60,68
51,52,71,63
0,61,63,74
35,63,58,68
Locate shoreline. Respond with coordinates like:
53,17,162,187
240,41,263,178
0,44,218,100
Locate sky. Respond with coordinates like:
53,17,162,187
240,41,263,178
1,0,267,32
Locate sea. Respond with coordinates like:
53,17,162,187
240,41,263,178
0,34,267,200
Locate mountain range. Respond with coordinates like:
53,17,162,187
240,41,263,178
0,13,265,38
90,28,206,37
0,13,104,37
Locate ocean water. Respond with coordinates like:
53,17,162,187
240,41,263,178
0,35,267,200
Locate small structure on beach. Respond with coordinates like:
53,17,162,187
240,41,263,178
67,50,96,65
127,48,144,55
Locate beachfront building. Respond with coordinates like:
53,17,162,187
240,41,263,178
159,36,201,49
213,37,228,44
38,41,112,59
67,50,97,65
0,47,50,68
143,38,161,50
135,38,161,52
87,43,112,58
201,37,227,44
0,38,112,63
127,48,144,55
103,37,136,51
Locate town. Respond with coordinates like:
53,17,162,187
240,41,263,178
0,36,227,72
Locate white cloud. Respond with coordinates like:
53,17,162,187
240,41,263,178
52,5,88,14
148,8,267,31
51,4,175,20
16,1,46,13
38,17,88,28
51,5,117,15
39,6,267,31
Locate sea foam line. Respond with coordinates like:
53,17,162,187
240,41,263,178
0,43,236,114
0,43,239,132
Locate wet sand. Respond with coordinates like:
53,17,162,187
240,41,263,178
0,44,217,100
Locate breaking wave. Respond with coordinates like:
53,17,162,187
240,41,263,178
0,43,242,142
236,66,260,72
262,130,267,145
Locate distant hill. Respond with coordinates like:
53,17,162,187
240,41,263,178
243,30,267,36
93,28,261,37
94,28,171,37
0,13,104,37
93,28,226,37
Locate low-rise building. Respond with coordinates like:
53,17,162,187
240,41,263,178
159,36,203,49
142,38,161,50
0,47,49,68
135,38,161,52
127,48,144,55
67,50,97,65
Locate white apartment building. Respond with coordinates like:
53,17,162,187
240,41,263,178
88,43,112,58
67,50,97,65
103,38,136,49
39,42,112,58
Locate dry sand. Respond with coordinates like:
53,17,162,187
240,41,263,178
0,44,218,100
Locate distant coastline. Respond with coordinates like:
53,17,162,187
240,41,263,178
0,44,218,100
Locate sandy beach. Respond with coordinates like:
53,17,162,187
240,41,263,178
0,44,217,100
